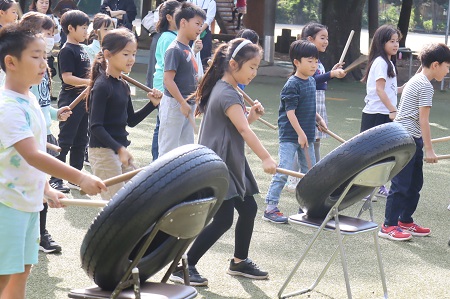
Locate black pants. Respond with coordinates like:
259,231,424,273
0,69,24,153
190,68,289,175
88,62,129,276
360,112,391,132
200,29,212,68
187,195,257,266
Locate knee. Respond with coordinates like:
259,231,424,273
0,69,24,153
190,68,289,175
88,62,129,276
242,196,258,219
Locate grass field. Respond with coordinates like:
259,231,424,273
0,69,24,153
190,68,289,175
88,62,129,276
27,68,450,299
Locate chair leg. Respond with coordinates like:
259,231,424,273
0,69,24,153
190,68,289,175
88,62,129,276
334,212,352,299
373,230,388,298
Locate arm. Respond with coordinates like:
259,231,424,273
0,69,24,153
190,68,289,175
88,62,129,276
226,104,276,174
126,92,159,127
375,78,397,120
61,72,90,87
204,1,216,29
51,106,72,121
419,106,437,163
164,70,191,117
286,110,308,148
14,137,106,195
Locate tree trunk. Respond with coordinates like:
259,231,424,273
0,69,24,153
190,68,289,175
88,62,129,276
398,0,413,47
321,0,366,80
414,1,424,29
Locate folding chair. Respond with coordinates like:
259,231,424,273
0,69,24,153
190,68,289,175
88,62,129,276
278,161,395,299
69,197,218,299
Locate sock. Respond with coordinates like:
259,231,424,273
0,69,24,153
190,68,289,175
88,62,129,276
266,204,277,212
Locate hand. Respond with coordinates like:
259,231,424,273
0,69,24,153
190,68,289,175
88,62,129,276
298,133,308,149
193,39,203,54
316,118,327,132
180,101,191,118
118,146,134,167
147,89,162,106
116,14,123,20
424,148,438,163
78,174,107,195
332,69,347,79
57,106,72,121
44,188,66,208
389,111,397,120
105,6,111,12
331,62,345,70
262,156,277,174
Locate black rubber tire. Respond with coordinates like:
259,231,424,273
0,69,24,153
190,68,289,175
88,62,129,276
297,122,416,218
80,144,229,291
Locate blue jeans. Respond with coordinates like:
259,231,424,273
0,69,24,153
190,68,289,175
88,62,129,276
151,114,160,160
265,141,316,206
384,137,422,226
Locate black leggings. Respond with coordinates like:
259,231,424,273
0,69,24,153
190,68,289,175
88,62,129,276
187,195,257,266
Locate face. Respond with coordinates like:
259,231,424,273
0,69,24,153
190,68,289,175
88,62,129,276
432,61,450,82
96,22,114,44
309,29,329,52
8,38,47,86
181,16,204,40
36,0,50,14
295,56,318,78
107,41,137,74
232,55,261,86
384,33,399,58
0,5,18,24
69,24,88,43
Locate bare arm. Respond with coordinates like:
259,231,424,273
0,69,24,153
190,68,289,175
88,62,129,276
61,72,90,87
419,106,437,163
375,78,397,120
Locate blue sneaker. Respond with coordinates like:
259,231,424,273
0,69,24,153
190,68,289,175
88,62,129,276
263,208,288,224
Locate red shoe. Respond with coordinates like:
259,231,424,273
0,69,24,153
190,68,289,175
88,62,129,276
398,221,431,237
378,225,412,241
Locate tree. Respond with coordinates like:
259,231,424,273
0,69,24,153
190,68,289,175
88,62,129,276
397,0,413,47
321,0,366,79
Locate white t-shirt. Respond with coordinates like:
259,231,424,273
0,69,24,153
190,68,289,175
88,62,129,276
0,89,47,212
363,56,398,114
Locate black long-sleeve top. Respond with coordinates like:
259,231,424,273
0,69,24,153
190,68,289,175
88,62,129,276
89,73,157,152
100,0,137,29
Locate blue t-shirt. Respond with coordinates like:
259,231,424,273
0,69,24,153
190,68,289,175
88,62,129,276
278,75,316,143
153,31,177,92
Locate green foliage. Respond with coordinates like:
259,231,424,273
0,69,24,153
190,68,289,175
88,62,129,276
423,19,433,31
276,0,321,24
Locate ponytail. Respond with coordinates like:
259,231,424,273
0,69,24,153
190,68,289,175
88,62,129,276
86,52,107,111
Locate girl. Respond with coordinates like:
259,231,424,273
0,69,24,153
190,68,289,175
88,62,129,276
169,38,277,286
361,24,403,198
21,11,72,253
88,28,162,200
235,28,259,90
83,13,114,64
0,0,17,28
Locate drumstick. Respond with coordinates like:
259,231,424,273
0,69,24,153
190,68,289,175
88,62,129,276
437,154,450,160
339,30,355,64
46,142,61,152
59,198,109,208
122,74,198,133
316,122,346,143
68,87,89,110
431,136,450,144
245,107,278,130
343,56,368,73
276,168,305,179
103,168,144,187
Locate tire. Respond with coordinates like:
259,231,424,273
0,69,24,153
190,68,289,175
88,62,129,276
80,144,229,291
297,122,416,218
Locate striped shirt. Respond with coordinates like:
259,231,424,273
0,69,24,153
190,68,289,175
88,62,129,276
395,73,433,138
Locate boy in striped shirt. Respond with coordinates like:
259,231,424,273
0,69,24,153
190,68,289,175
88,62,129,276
379,43,450,241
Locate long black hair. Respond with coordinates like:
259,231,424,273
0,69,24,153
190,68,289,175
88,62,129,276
156,0,181,33
301,22,327,40
193,38,262,116
87,13,113,44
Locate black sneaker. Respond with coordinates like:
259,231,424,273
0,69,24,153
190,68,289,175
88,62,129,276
169,266,208,286
67,182,81,191
49,180,70,193
227,258,268,280
39,231,62,253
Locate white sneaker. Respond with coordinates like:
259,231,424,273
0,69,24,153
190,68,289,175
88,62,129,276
67,182,81,190
447,204,450,211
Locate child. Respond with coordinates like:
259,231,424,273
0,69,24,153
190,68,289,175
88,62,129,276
83,13,114,64
49,10,91,192
0,0,18,86
360,24,404,198
0,24,105,299
157,2,206,156
379,43,450,241
21,11,72,253
263,40,326,224
88,28,162,200
235,28,258,90
170,38,277,286
231,0,246,30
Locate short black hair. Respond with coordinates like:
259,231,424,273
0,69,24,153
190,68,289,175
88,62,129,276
235,29,259,44
60,9,89,34
0,24,38,72
0,0,15,12
419,43,450,68
174,2,206,29
290,40,319,61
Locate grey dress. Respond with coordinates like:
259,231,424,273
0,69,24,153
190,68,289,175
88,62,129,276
198,80,259,200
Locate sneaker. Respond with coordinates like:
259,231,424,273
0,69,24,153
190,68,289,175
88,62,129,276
447,203,450,211
49,180,70,193
376,185,389,198
39,231,62,253
227,258,268,280
83,159,90,167
67,182,81,191
378,225,412,241
169,266,208,286
262,208,288,224
398,221,431,237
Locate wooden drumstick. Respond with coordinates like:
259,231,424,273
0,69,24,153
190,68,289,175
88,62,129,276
431,136,450,144
316,122,346,143
276,167,305,179
245,107,277,130
46,142,61,152
59,198,109,207
68,87,89,110
103,167,144,187
344,56,368,73
436,154,450,160
339,30,354,65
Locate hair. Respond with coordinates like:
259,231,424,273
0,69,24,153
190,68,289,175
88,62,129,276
235,28,259,44
156,0,181,33
361,24,401,83
29,0,52,14
301,22,327,40
289,40,319,76
193,38,262,116
0,0,15,12
174,2,206,29
0,23,38,72
419,43,450,68
19,11,55,34
87,28,136,110
60,9,89,34
87,13,113,44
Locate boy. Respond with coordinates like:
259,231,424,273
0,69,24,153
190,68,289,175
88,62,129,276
379,43,450,241
49,9,90,192
157,2,206,156
263,40,326,224
0,24,105,299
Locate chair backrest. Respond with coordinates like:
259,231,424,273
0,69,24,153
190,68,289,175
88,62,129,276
159,197,218,239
